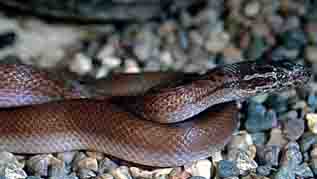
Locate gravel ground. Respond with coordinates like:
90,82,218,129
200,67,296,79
0,0,316,179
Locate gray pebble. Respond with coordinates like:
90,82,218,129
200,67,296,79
256,164,272,176
283,118,305,141
26,155,52,177
300,132,317,152
98,158,118,175
257,145,281,166
217,160,240,178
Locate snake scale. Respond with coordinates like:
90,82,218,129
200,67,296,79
0,60,311,167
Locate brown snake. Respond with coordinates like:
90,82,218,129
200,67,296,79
0,60,311,167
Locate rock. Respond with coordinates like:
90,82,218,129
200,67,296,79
217,160,240,178
56,152,77,165
227,131,253,151
244,1,261,17
267,128,288,147
300,132,317,152
294,163,314,178
124,59,141,73
310,144,317,175
130,167,173,179
245,103,277,132
110,166,132,179
69,53,93,75
76,157,98,172
26,155,54,177
257,145,281,166
280,142,302,168
98,158,118,175
274,166,295,179
283,118,305,141
227,149,258,173
168,167,191,179
184,160,212,179
306,113,317,133
204,31,230,54
96,173,115,179
250,132,267,146
77,168,96,179
256,164,272,176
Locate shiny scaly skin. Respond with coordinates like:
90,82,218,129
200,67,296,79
0,60,311,167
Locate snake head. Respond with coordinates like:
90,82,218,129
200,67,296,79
229,60,312,96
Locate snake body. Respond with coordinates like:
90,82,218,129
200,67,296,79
0,60,311,167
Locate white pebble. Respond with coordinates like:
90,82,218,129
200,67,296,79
184,160,212,179
244,1,261,17
69,53,93,75
124,59,140,73
110,166,132,179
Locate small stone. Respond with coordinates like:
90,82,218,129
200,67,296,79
281,142,302,168
69,53,93,75
310,144,317,175
86,152,104,161
217,160,240,178
300,132,317,152
110,166,132,179
307,92,317,111
184,160,212,179
241,174,270,179
283,118,305,140
160,51,174,67
124,59,140,73
306,113,317,133
78,168,96,179
0,152,23,168
99,56,121,69
274,166,295,179
256,164,272,176
2,165,27,179
305,46,317,63
96,173,115,179
250,132,267,146
267,128,288,147
26,154,54,177
48,157,67,177
187,176,205,179
204,31,230,54
76,157,98,172
130,167,173,179
56,152,77,165
129,167,154,179
227,131,253,151
98,158,118,175
244,1,261,17
257,145,281,166
294,163,314,178
168,167,191,179
227,149,258,173
97,44,116,61
245,103,276,132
